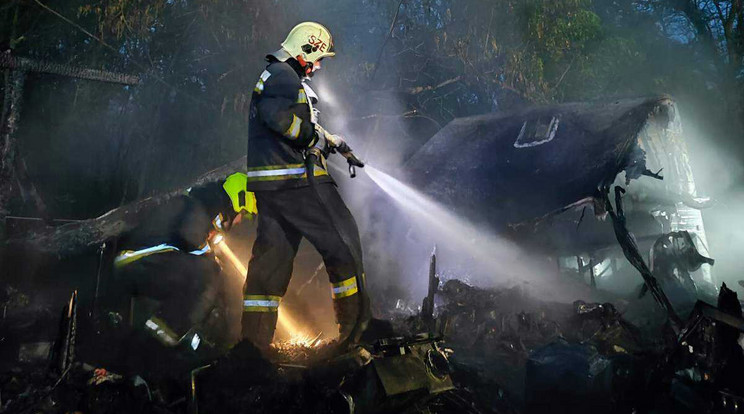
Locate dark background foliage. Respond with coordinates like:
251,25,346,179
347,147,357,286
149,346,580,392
1,0,742,281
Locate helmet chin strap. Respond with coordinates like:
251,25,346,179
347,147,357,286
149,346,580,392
295,55,314,76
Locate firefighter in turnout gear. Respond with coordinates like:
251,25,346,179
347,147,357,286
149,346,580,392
111,173,256,367
242,22,370,350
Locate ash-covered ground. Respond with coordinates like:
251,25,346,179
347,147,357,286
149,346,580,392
2,272,743,414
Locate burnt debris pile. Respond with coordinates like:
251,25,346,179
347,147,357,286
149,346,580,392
3,270,744,413
0,294,492,414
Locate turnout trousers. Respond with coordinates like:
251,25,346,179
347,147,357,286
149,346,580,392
111,252,226,374
240,183,370,348
115,252,222,337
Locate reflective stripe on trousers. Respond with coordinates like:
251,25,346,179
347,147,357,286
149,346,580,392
331,276,359,299
144,316,180,347
144,317,202,350
243,295,282,312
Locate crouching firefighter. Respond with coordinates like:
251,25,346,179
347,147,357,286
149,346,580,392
241,22,370,350
111,173,256,364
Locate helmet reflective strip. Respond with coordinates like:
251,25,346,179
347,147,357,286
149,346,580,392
331,276,358,299
285,114,302,139
245,167,306,177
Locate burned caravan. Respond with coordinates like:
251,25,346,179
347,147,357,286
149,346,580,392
399,96,714,301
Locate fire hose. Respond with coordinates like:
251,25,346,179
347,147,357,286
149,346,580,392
305,147,369,348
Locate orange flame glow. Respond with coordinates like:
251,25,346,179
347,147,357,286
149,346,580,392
214,239,314,342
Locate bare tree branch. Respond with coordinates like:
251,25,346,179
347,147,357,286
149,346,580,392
4,157,247,256
370,0,406,82
0,53,140,85
406,76,462,95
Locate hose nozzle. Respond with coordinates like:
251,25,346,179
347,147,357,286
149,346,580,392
342,152,364,178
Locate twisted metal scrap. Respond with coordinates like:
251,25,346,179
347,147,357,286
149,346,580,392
602,186,682,331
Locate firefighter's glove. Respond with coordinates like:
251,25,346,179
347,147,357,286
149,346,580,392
315,125,365,167
326,134,364,167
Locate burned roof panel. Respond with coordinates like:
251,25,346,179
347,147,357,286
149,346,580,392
404,96,675,229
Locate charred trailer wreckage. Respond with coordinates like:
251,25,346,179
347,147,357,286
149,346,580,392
375,95,716,350
372,95,740,412
400,95,716,310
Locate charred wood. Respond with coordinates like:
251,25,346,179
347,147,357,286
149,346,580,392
0,69,24,218
3,156,247,256
602,186,682,330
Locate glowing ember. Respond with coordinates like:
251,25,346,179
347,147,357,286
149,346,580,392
287,332,324,348
272,332,326,363
214,239,317,343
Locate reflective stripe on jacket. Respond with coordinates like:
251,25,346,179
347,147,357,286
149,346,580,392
246,60,333,191
114,242,212,268
245,163,329,182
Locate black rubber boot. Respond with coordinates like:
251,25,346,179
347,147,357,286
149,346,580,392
333,293,371,345
240,312,278,350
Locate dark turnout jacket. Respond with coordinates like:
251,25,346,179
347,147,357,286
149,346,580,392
117,184,230,255
246,59,333,191
112,184,231,339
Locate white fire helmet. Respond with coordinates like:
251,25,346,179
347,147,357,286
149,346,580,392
270,22,336,65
